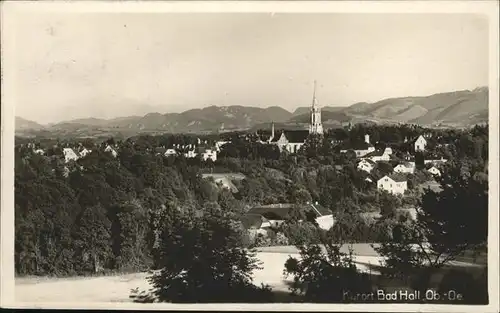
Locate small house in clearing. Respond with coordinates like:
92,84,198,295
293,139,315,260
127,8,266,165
377,174,408,195
164,148,177,157
104,145,118,158
63,148,79,163
428,166,441,177
357,159,376,173
414,135,427,152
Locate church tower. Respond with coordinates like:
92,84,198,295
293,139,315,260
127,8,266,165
309,80,324,135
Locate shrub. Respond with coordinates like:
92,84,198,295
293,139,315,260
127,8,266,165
133,208,273,303
283,244,374,302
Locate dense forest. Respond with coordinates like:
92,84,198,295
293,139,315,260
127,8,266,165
14,124,489,302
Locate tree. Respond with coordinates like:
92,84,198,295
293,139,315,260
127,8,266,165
283,236,373,302
133,207,272,303
374,159,488,296
73,204,112,273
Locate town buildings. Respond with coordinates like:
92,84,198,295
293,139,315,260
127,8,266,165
340,134,375,157
63,148,79,163
104,145,118,158
357,159,376,173
267,80,324,153
428,166,441,176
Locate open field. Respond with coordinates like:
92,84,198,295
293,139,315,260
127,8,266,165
15,244,485,304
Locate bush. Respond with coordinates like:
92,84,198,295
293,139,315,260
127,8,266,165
133,208,272,303
283,244,374,302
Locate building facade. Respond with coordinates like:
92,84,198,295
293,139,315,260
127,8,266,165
377,174,408,195
414,135,427,152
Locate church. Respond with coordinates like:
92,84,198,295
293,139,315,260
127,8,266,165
268,81,324,153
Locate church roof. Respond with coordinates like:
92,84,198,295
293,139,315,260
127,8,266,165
340,141,374,150
271,130,310,143
285,130,310,143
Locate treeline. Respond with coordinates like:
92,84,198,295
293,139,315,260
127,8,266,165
15,124,488,277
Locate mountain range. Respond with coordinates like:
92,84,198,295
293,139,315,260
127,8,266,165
15,87,489,137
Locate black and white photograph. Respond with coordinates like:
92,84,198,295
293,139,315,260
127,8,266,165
1,1,499,311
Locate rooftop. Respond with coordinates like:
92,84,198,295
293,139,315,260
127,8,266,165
388,173,408,182
271,130,310,144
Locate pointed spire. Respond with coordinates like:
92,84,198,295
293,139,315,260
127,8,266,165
312,80,317,108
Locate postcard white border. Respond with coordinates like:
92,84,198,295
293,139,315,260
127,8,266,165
1,1,499,312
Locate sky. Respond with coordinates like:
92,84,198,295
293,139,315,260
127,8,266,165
10,12,489,124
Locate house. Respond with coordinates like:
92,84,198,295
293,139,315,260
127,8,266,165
414,135,427,152
315,215,335,231
357,159,376,173
270,130,309,153
364,149,391,162
79,147,91,157
104,145,118,158
424,157,448,165
215,141,229,152
340,134,375,157
428,166,441,176
184,149,197,158
164,148,177,157
377,174,408,195
201,149,217,162
394,162,415,174
246,202,330,222
383,147,393,155
63,148,79,163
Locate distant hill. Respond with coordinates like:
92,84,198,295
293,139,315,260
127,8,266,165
101,106,294,132
15,117,44,131
343,87,489,126
15,87,488,137
290,110,351,125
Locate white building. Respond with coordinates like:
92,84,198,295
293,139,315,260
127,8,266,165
428,166,441,176
315,215,334,231
394,162,415,174
79,148,92,157
63,148,79,163
414,135,427,152
104,145,118,158
164,148,177,157
269,129,309,154
215,141,229,152
184,150,197,158
201,149,217,162
424,158,448,165
377,174,408,195
340,134,375,157
357,159,376,173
